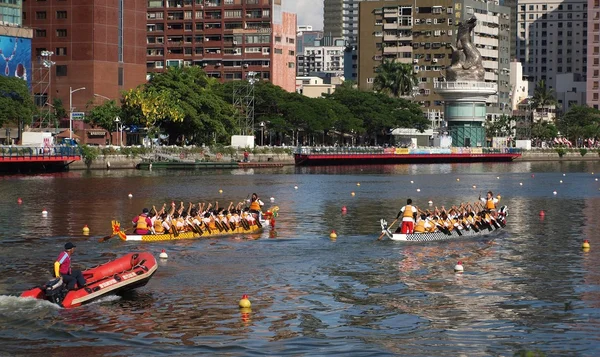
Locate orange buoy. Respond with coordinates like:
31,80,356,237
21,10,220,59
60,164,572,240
17,198,22,204
539,210,545,217
341,206,347,213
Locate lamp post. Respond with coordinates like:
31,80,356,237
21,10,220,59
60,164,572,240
114,116,122,146
259,121,265,146
69,86,86,139
94,93,111,101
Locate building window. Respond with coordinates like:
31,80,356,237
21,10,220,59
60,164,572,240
36,11,47,20
35,29,46,37
56,65,67,76
118,0,124,62
56,11,67,19
367,77,374,83
55,47,67,56
118,67,124,86
56,29,67,37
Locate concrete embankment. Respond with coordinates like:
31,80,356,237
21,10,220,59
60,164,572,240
517,151,600,161
70,153,295,170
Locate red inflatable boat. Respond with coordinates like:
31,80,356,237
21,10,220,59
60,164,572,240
21,252,157,308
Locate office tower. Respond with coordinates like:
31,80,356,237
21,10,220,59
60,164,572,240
324,0,364,81
146,0,297,92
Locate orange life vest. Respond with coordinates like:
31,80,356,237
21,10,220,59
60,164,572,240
154,219,165,234
403,205,414,218
136,215,148,230
486,198,496,210
414,220,426,233
250,200,261,211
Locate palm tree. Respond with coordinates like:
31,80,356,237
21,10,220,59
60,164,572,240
531,80,558,113
373,60,418,98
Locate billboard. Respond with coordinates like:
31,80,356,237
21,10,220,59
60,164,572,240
0,36,32,88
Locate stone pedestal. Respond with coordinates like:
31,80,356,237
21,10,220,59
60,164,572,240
434,81,497,147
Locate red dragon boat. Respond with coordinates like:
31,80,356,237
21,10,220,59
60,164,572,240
21,252,157,308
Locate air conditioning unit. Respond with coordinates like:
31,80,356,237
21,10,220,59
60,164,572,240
243,63,249,68
432,58,438,63
413,59,418,63
233,41,238,45
202,63,208,67
215,62,221,67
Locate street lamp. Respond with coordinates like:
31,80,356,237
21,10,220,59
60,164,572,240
114,116,122,146
94,93,111,101
259,121,265,146
69,86,86,139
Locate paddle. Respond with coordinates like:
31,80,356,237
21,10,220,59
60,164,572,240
99,228,128,242
378,218,398,240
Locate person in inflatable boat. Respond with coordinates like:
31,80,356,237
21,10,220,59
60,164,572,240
54,242,86,290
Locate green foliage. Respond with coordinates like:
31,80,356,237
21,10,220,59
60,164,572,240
146,66,238,145
556,147,567,157
557,105,600,143
580,148,587,156
485,115,515,139
85,100,122,140
0,76,36,127
79,145,99,166
373,60,418,98
531,121,558,141
52,98,68,120
121,85,185,131
531,79,557,110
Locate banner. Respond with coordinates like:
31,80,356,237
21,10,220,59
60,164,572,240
395,148,410,155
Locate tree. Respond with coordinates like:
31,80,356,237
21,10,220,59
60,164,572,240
531,80,557,111
373,60,418,98
0,76,36,127
531,121,558,142
85,100,122,144
52,98,68,120
485,115,515,138
145,66,238,144
557,105,600,143
121,86,185,130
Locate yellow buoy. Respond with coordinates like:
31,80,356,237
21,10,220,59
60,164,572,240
219,189,223,194
330,230,337,239
82,225,90,235
456,178,460,182
357,182,360,186
239,294,251,308
582,240,591,249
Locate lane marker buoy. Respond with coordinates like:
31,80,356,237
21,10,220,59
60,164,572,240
519,182,523,186
416,188,421,192
454,261,464,273
582,240,591,249
128,193,133,198
239,294,251,308
341,206,347,213
17,198,22,204
330,230,337,239
351,192,355,196
42,209,48,217
270,197,275,202
357,182,361,186
83,225,90,235
553,191,557,195
410,180,414,184
294,186,298,190
159,249,168,259
539,210,545,217
428,200,433,205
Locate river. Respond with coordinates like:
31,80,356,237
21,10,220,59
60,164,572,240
1,161,600,356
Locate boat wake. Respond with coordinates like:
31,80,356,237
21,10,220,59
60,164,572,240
0,295,60,313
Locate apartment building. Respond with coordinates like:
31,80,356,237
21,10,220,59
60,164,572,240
297,36,345,77
23,0,147,112
587,0,600,108
358,0,511,130
146,0,297,92
516,0,588,109
323,0,364,81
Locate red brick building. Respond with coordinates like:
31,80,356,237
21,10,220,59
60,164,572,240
23,0,147,115
146,0,297,92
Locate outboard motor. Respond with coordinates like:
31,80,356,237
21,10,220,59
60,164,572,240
44,277,68,305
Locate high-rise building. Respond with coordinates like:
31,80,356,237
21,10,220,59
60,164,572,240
146,0,297,92
23,0,147,114
323,0,364,81
297,36,345,77
359,0,511,130
516,0,588,109
587,0,600,108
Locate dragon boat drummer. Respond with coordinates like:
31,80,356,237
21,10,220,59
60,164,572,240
54,242,86,290
132,208,152,235
479,191,501,217
396,199,418,234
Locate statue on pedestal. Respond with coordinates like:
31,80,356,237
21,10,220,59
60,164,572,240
446,17,485,82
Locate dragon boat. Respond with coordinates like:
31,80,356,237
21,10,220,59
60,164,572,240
108,207,279,242
379,206,508,242
21,252,157,308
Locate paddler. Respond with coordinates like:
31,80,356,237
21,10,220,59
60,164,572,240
132,208,152,235
479,191,500,217
54,242,86,290
396,199,417,234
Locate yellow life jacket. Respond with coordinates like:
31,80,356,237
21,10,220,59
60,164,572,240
208,216,216,230
249,200,261,211
136,215,148,230
414,220,426,233
486,198,496,210
403,205,414,218
154,219,165,234
428,220,437,232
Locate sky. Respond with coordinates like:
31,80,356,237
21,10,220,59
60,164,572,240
283,0,324,30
